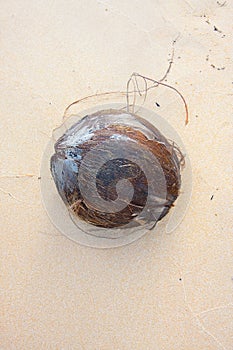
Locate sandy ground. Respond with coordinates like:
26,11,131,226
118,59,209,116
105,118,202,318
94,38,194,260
0,0,233,349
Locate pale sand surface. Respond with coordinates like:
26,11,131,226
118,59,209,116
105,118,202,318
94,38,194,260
0,1,233,349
